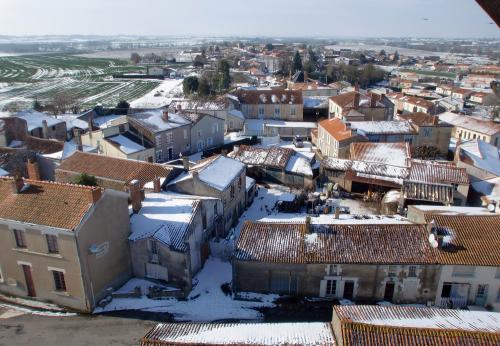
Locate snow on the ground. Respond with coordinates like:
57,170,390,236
94,257,278,321
233,184,406,238
0,303,77,318
114,278,178,294
130,78,183,108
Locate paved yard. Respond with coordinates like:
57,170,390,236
0,305,156,346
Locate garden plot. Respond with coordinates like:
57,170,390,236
0,54,163,109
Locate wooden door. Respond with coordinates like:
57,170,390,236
343,281,354,300
384,282,395,302
22,265,36,297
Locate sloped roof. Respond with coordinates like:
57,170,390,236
318,118,357,141
232,145,294,169
350,142,411,168
351,121,416,135
129,193,199,252
235,221,436,265
397,112,441,126
191,155,245,191
233,89,303,105
128,110,191,133
334,305,500,346
14,110,65,131
0,177,98,230
141,322,335,346
458,139,500,176
329,91,358,108
408,160,469,185
57,151,177,188
439,112,500,136
425,214,500,266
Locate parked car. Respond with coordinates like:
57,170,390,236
293,135,304,148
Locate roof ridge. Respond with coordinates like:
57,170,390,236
0,176,100,191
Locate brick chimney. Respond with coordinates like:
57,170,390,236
42,120,49,139
129,179,142,213
27,157,41,181
353,92,360,110
370,93,377,108
181,154,189,171
90,187,102,204
162,110,169,122
305,216,311,234
73,128,83,151
12,176,24,194
153,177,161,193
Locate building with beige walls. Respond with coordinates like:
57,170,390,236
0,177,131,312
232,89,303,121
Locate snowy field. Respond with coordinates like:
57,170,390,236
94,258,278,321
129,78,183,109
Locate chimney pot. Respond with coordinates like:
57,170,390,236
162,111,169,122
27,157,41,181
305,216,311,233
129,179,142,213
42,119,49,139
153,177,161,193
90,187,102,203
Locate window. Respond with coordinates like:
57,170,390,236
388,266,397,277
212,123,218,134
13,229,27,248
423,128,432,137
495,268,500,279
408,266,417,278
150,240,158,255
52,271,66,292
46,235,59,254
166,132,173,144
291,106,296,116
155,150,163,162
258,106,265,117
327,265,339,276
452,265,475,277
230,185,235,199
326,279,337,296
214,204,218,216
238,176,242,190
197,131,201,138
274,106,281,118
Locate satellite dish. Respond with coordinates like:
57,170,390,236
431,240,439,248
428,233,436,243
487,203,496,212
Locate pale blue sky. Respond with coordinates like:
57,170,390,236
0,0,498,38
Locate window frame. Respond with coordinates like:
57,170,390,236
52,270,67,292
46,234,59,254
13,229,27,248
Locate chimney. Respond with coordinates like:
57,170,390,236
176,104,182,113
42,120,49,139
192,170,199,181
233,145,240,154
90,187,102,204
353,92,360,110
12,176,24,194
181,154,190,171
27,157,41,181
162,110,169,122
432,115,439,125
73,129,83,151
88,113,93,138
153,177,162,193
129,179,142,213
305,216,311,234
370,93,377,108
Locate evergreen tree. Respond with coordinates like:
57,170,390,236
393,50,399,62
197,77,210,96
216,59,231,91
293,51,303,73
73,173,98,187
183,76,199,95
32,99,43,111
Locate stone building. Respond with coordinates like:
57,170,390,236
233,89,304,121
233,220,439,304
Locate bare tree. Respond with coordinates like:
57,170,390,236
130,52,140,64
52,91,80,114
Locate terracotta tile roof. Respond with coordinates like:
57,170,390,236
438,112,500,136
329,91,358,108
235,221,437,264
424,214,500,266
57,151,177,188
233,89,303,105
0,177,99,230
334,305,500,346
350,142,411,167
318,118,356,141
408,160,469,185
25,136,64,154
141,322,335,345
397,112,440,126
402,96,434,109
232,145,294,169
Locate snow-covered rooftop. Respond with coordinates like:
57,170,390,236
285,154,313,176
14,110,64,131
106,134,146,154
351,121,415,135
129,110,191,133
129,193,199,252
458,139,500,176
195,156,245,191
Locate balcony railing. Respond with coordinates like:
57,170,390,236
439,296,468,309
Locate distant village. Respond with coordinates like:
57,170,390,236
0,37,500,345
